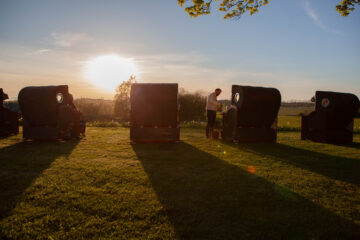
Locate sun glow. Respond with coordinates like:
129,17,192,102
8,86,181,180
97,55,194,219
84,54,138,92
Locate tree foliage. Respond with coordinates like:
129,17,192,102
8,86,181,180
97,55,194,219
178,0,359,19
178,88,207,121
74,99,114,121
114,75,136,122
336,0,360,16
178,0,269,19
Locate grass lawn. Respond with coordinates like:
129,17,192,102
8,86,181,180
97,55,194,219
209,115,360,133
0,126,359,239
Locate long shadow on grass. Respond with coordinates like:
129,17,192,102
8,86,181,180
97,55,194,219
132,143,360,240
334,142,360,150
0,140,79,220
224,142,360,185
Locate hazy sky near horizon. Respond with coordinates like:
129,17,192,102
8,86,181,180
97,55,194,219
0,0,359,100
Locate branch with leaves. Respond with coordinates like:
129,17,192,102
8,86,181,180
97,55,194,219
178,0,359,19
178,0,269,19
336,0,360,16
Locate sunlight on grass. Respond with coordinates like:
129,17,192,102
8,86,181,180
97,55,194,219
1,127,359,239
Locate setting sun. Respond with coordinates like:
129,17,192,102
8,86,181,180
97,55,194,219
84,54,138,92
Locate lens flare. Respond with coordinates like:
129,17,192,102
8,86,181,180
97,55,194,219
247,165,256,174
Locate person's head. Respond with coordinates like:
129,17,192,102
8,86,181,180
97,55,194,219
215,88,222,96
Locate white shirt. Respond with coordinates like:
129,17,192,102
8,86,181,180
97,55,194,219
206,92,221,111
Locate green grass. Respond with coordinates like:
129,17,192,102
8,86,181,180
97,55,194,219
276,116,360,133
277,116,302,131
1,128,360,239
189,115,360,133
278,105,314,116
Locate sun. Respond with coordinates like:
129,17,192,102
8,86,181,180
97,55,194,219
84,54,138,92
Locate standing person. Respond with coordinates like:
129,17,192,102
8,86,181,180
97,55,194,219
206,88,222,138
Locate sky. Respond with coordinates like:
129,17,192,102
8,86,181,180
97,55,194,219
0,0,359,101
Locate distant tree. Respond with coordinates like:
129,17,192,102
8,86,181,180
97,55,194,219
114,75,136,122
178,0,359,19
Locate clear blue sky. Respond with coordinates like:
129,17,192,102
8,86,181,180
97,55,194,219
0,0,359,100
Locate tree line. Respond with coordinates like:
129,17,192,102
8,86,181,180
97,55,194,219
74,76,209,122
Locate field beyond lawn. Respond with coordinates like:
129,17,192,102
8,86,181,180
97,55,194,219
1,127,360,239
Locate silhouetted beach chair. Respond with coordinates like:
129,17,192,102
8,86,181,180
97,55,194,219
0,88,19,137
18,85,85,140
222,85,281,143
130,83,179,143
301,91,359,143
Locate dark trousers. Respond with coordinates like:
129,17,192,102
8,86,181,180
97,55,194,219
206,110,216,138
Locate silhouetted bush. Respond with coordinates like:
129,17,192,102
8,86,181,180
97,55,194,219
3,100,20,113
74,99,114,121
179,88,207,122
